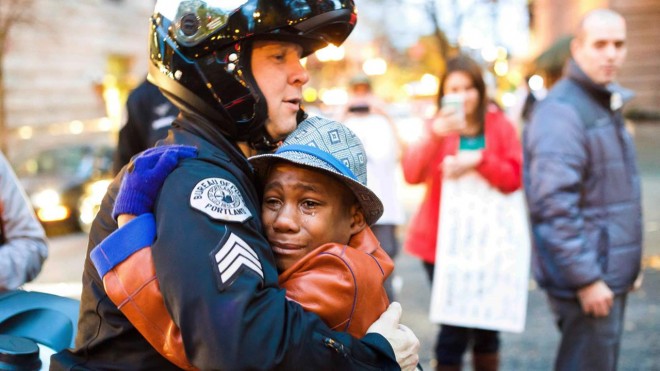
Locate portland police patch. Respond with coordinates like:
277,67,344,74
190,178,252,222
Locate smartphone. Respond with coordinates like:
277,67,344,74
348,104,370,113
441,93,465,121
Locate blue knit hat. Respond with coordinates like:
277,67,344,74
249,116,384,225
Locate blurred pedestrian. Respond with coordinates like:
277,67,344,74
402,55,522,370
0,152,48,292
112,78,178,174
340,74,391,121
523,9,642,371
508,74,547,129
342,74,405,301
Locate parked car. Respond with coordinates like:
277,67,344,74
12,143,114,234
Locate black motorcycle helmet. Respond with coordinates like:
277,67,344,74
149,0,357,149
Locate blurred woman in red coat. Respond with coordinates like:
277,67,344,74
402,55,522,371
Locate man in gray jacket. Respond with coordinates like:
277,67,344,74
0,152,48,291
523,9,642,371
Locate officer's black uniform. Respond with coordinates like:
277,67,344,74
50,114,399,370
113,79,179,175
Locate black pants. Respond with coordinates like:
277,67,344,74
547,293,626,371
423,262,500,365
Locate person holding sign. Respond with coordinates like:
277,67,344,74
402,55,522,371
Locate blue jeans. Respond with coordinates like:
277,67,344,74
547,293,627,371
423,262,500,365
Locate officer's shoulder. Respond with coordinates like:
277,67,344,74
162,157,255,224
171,156,236,183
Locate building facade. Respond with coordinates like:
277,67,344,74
4,0,153,155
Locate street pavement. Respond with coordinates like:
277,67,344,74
395,253,659,370
26,122,660,370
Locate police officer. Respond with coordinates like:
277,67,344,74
51,1,419,370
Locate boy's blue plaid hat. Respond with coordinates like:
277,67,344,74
249,116,384,225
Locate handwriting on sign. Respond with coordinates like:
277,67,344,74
430,171,531,333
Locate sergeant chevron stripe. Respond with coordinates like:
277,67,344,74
214,233,263,285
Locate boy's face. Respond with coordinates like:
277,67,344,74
262,162,364,272
252,40,309,144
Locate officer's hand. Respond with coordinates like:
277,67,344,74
367,302,420,371
113,145,197,219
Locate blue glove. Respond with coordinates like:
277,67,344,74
112,145,197,219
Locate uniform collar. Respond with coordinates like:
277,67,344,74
167,114,255,177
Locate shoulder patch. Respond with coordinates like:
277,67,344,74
210,232,264,291
190,178,252,222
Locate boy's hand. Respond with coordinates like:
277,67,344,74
117,214,137,228
367,302,420,371
113,145,197,219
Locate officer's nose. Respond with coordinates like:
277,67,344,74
290,59,309,87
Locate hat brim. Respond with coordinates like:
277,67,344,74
249,151,384,226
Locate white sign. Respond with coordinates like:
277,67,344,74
429,171,531,333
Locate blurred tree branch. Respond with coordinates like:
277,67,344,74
0,0,35,155
425,0,453,61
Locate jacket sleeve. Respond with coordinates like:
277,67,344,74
476,114,523,193
0,154,48,291
402,119,446,184
524,101,602,288
153,164,398,370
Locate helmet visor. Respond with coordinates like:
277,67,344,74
154,0,356,52
155,0,250,47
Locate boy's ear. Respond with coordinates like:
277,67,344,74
349,203,367,235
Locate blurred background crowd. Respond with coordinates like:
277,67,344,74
0,0,657,236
